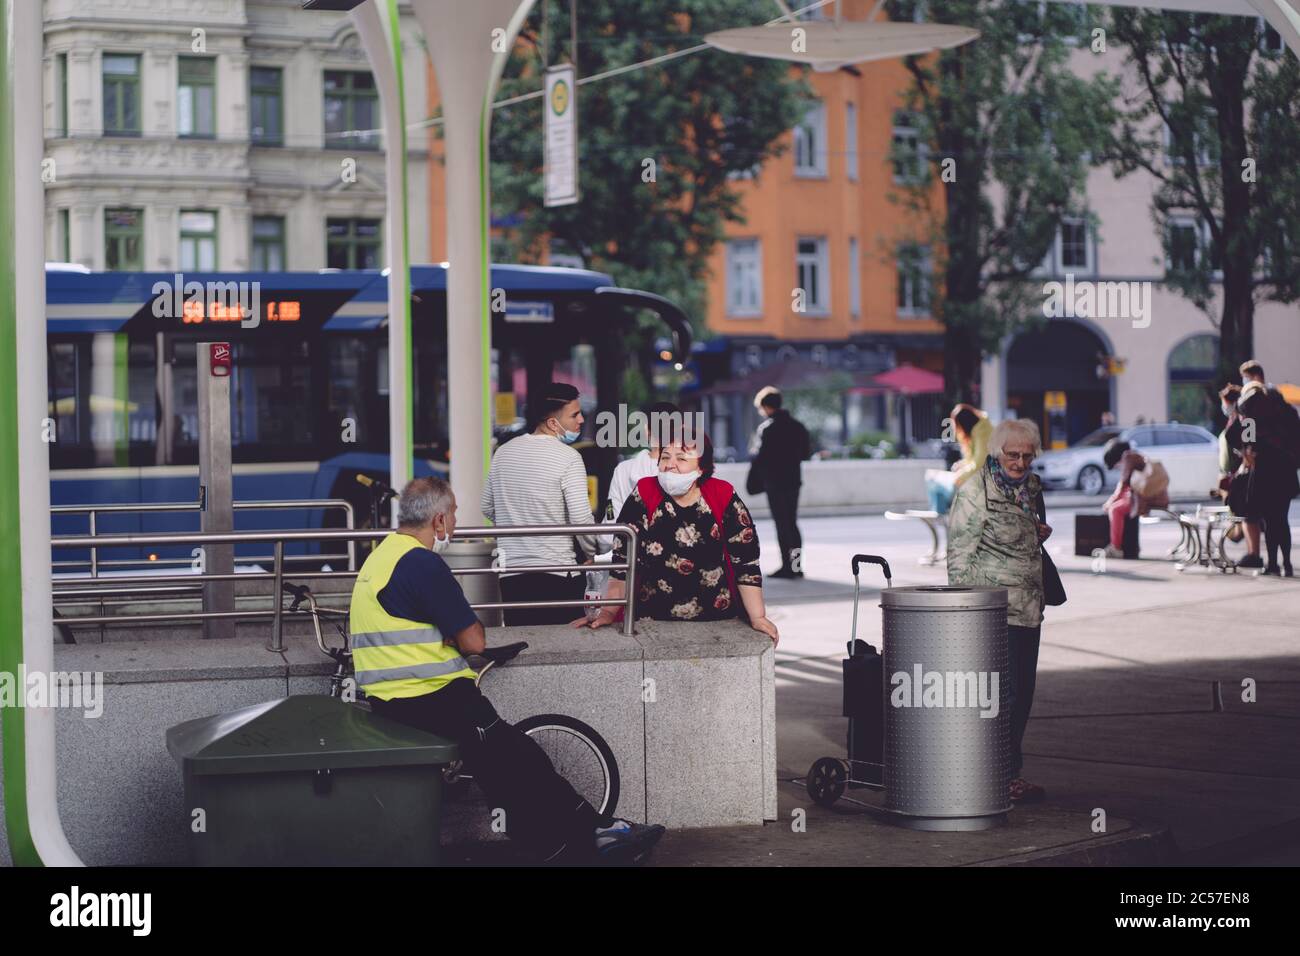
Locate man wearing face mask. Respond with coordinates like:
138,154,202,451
482,382,610,625
355,476,664,863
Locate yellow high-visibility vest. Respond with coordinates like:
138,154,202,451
348,533,475,701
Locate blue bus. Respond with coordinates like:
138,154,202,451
46,263,691,566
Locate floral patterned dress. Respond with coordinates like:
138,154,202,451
613,480,763,621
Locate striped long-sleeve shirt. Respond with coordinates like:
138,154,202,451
481,432,610,572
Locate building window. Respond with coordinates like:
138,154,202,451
252,216,286,271
793,101,827,177
55,53,69,137
102,54,141,136
1057,218,1092,274
59,209,71,262
178,57,215,138
1168,334,1220,428
104,208,143,270
324,70,379,150
250,67,283,145
327,217,382,269
1167,217,1220,278
1259,18,1284,55
795,236,830,315
726,239,763,317
845,102,858,182
1165,119,1216,167
849,237,861,317
179,210,218,271
892,111,927,184
897,244,932,317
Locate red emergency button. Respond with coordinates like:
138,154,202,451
210,342,231,377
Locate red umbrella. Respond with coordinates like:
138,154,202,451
871,364,944,395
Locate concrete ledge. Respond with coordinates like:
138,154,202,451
1,617,775,866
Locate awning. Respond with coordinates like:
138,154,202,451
872,364,944,395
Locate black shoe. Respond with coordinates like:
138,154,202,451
1264,563,1282,576
1285,564,1294,578
770,568,804,580
1239,554,1264,569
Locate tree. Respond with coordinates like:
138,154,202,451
1107,11,1300,389
886,0,1119,404
488,0,812,336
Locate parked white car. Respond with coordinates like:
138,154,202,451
1033,423,1219,498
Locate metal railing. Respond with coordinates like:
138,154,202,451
51,523,639,641
51,499,359,575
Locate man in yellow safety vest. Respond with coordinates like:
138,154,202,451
351,476,664,864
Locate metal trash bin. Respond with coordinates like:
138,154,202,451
881,585,1010,831
166,695,459,866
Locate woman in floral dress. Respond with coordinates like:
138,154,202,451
577,435,779,645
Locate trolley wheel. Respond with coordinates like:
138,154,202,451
806,757,848,808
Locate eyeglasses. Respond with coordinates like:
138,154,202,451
999,452,1036,463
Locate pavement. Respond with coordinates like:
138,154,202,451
450,495,1300,867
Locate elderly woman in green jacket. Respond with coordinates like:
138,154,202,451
947,418,1051,805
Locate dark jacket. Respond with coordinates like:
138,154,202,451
1228,383,1300,502
751,409,812,490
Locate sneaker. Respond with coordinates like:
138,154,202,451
595,819,666,865
1009,778,1046,804
1103,544,1123,559
1238,553,1264,569
770,568,802,580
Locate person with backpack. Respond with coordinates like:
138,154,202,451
575,433,779,645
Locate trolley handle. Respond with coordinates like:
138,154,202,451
851,554,892,585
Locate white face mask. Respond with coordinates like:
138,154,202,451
658,469,700,497
431,524,451,554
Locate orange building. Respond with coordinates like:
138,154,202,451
699,4,945,453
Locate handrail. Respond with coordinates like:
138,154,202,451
51,498,359,574
51,523,640,641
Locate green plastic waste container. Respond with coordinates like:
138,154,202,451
166,695,459,866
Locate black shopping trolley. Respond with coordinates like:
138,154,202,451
805,553,891,808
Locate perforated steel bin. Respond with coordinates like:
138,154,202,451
881,585,1010,831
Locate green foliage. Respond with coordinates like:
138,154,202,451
1107,10,1300,382
488,0,813,345
849,430,900,460
885,0,1120,401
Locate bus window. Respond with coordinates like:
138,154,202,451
551,342,598,437
326,337,384,452
167,338,315,464
47,335,157,468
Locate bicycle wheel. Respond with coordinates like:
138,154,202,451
515,714,620,819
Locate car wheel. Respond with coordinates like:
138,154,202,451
1079,465,1105,496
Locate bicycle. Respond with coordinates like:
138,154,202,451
281,581,620,818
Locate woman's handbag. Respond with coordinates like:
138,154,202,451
1035,492,1067,607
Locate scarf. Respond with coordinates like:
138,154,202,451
987,454,1036,520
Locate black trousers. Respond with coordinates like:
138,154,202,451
766,483,803,572
1007,624,1042,777
369,677,605,862
499,572,585,626
1261,498,1294,570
